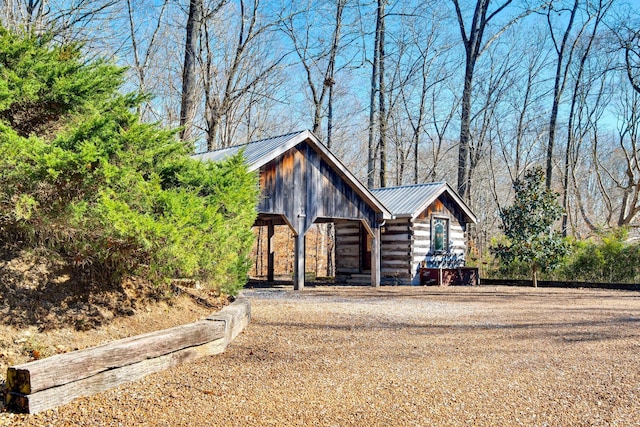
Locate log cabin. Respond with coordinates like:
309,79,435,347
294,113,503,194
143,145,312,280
368,182,477,285
193,130,392,290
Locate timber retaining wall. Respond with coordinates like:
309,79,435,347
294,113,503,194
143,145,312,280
4,297,251,414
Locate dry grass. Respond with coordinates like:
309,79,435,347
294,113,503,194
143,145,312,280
3,285,640,426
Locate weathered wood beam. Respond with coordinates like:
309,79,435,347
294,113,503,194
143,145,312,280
371,226,381,288
267,222,275,283
207,297,251,344
6,337,227,414
294,230,305,291
5,297,251,414
7,320,226,395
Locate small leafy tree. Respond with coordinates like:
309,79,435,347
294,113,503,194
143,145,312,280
491,167,568,287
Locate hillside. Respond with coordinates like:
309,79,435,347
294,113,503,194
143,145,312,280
0,249,227,413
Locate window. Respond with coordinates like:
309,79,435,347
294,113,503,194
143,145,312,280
432,217,449,253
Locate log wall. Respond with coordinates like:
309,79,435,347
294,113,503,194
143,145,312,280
333,193,471,285
380,220,412,285
335,221,361,275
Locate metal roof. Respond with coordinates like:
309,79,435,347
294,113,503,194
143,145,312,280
191,131,304,170
192,130,392,219
371,182,477,223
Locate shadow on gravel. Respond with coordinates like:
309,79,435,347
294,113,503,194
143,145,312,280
255,315,640,344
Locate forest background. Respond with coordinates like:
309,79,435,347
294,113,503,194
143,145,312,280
2,0,640,282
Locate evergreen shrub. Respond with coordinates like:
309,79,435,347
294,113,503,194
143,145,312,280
0,27,258,296
490,167,569,286
559,229,640,284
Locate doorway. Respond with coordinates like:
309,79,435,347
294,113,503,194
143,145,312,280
360,223,372,272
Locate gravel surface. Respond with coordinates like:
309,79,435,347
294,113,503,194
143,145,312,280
2,285,640,426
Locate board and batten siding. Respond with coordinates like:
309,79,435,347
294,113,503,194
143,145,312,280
258,142,379,235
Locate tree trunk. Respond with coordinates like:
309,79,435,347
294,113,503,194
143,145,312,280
325,0,344,149
561,0,611,236
626,37,640,94
378,0,387,188
327,79,334,149
453,0,491,201
458,58,474,199
206,107,221,150
367,0,383,188
180,0,202,143
545,0,579,189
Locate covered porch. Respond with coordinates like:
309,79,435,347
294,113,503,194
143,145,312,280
251,215,381,289
194,130,391,291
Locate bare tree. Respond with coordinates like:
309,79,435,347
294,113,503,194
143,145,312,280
497,31,549,186
544,0,582,189
376,0,388,188
593,87,640,227
424,87,459,182
568,83,606,236
451,0,530,201
623,28,640,94
559,0,613,235
0,0,48,31
281,0,347,144
200,0,288,150
325,1,347,148
382,2,454,185
468,45,517,200
366,0,385,187
124,0,170,119
179,0,204,142
0,0,119,42
405,38,451,184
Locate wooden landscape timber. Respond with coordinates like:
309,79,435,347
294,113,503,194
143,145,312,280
4,297,251,414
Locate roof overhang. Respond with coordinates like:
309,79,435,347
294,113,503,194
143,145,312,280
193,130,393,221
410,182,477,224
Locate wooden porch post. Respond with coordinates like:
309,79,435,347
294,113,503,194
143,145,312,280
371,225,381,288
294,214,306,291
267,222,275,283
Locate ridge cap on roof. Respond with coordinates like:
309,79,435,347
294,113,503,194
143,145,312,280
193,130,306,155
370,181,446,191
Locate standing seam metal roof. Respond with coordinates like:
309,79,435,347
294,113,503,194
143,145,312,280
371,182,477,223
371,182,447,218
191,131,303,168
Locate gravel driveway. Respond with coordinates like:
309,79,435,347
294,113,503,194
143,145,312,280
4,285,640,426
